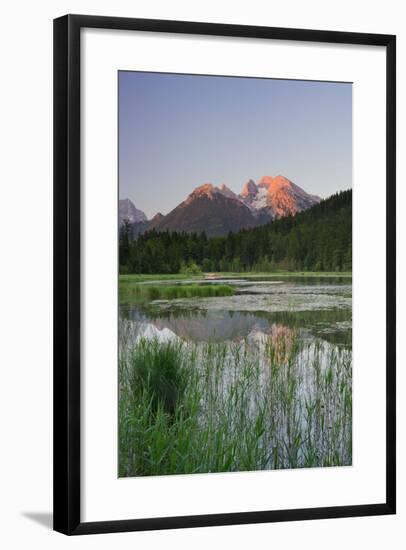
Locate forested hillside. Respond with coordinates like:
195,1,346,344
119,189,352,274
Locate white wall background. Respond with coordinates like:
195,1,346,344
0,0,403,548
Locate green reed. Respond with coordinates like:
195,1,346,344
119,332,352,477
120,283,234,304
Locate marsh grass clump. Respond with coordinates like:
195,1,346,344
120,282,234,303
119,334,352,477
128,339,188,416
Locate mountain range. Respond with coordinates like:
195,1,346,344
120,175,321,238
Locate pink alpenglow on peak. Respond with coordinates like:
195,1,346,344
188,183,216,199
183,175,320,226
127,175,323,239
258,175,297,190
258,175,276,188
187,183,240,202
239,175,321,219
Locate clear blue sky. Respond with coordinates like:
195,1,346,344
119,71,352,219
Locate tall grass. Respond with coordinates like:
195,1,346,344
120,283,234,304
119,331,352,477
127,339,189,416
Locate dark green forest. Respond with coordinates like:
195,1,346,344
119,189,352,274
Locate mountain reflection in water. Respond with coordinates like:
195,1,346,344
120,277,352,348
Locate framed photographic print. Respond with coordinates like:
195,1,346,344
53,15,396,535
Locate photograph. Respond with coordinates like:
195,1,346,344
118,71,353,478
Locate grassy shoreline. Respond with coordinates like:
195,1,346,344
209,271,352,278
120,271,352,285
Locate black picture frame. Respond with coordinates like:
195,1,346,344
53,14,396,535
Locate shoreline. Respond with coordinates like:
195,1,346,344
120,271,352,284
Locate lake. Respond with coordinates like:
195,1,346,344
119,275,352,476
120,276,352,348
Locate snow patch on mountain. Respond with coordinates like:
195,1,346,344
238,175,321,219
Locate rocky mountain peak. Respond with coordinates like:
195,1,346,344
258,175,274,188
240,175,321,219
240,179,258,198
125,174,323,238
218,184,240,201
119,198,148,226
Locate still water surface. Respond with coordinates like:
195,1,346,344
120,276,352,348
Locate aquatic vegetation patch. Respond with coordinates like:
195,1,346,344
120,282,235,304
119,335,352,477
